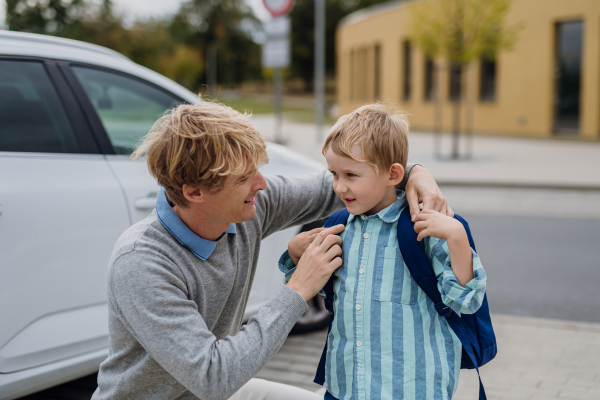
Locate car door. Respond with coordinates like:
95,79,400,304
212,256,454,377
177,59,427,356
0,58,129,373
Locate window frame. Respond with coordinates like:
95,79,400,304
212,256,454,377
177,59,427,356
0,56,100,155
58,62,186,155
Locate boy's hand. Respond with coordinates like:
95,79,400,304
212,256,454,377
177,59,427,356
287,225,344,301
288,228,327,265
414,210,474,286
405,166,453,221
413,209,465,242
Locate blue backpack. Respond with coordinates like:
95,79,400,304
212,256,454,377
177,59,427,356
315,207,497,400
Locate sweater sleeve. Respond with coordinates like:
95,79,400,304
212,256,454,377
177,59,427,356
108,252,309,400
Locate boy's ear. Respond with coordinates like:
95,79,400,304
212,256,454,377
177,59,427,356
387,163,405,186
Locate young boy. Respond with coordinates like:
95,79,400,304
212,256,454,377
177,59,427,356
279,104,487,400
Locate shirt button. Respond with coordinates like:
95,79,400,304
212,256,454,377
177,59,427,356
361,215,366,220
359,268,365,274
356,304,362,310
356,341,362,347
363,233,369,239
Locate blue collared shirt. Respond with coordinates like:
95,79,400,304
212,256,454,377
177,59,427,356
280,192,487,400
155,187,236,260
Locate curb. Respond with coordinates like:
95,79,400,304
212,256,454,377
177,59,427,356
492,313,600,333
437,180,600,191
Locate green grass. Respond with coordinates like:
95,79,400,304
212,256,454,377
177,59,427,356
220,96,337,124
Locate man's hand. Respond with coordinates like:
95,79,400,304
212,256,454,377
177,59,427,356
405,165,453,221
287,225,344,301
288,227,327,265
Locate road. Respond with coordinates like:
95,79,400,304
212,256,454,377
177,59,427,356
463,213,600,323
442,185,600,324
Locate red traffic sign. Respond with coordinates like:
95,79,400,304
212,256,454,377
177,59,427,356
263,0,295,17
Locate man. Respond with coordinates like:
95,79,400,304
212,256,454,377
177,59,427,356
92,102,452,400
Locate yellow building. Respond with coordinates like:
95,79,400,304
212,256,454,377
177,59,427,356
336,0,600,139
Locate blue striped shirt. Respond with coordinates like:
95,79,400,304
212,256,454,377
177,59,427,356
280,192,486,400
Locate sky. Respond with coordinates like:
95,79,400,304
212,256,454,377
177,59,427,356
0,0,272,29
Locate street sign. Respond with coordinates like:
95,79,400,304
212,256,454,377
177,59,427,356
262,16,291,68
262,38,290,68
263,0,295,17
264,17,290,38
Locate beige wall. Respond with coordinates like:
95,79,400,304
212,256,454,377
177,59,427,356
336,0,600,139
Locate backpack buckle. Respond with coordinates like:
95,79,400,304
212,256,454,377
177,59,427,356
435,303,453,318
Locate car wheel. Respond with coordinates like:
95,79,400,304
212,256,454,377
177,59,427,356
291,295,330,334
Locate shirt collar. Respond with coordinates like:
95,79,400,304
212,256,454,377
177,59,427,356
155,187,236,260
347,189,408,223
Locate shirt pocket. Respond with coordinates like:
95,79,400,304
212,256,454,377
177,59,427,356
372,246,417,305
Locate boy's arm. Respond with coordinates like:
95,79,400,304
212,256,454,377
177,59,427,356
415,210,487,315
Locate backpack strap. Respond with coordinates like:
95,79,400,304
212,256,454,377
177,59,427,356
397,207,487,400
314,209,350,385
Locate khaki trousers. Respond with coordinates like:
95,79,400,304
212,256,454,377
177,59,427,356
228,378,323,400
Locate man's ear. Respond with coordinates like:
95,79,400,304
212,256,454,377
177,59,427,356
181,184,204,205
388,163,405,186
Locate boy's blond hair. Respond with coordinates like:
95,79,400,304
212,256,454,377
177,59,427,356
132,101,268,208
323,103,409,174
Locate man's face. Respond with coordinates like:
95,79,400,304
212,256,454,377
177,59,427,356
325,146,393,216
201,170,268,224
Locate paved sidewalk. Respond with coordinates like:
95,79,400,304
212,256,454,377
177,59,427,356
256,314,600,400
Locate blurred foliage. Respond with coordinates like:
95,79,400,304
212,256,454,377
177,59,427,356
4,0,397,93
170,0,263,86
409,0,522,63
4,0,261,91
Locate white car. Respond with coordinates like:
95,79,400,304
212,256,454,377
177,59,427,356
0,31,329,400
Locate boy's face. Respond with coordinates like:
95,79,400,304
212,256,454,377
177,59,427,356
325,146,398,216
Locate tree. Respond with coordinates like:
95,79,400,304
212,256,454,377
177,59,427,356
172,0,262,93
6,0,88,35
409,0,521,158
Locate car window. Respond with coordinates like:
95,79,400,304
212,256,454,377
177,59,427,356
0,60,80,153
72,66,183,155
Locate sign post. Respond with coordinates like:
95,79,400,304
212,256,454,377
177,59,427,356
315,0,325,143
262,0,294,144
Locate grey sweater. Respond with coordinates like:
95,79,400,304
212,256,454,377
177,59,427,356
92,172,343,400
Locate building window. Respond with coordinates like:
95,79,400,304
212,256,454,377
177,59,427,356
402,40,411,101
424,56,435,101
479,59,496,102
374,45,381,100
357,48,368,100
350,50,355,101
554,20,583,133
448,64,462,101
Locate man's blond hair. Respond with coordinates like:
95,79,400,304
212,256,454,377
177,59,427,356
323,103,409,174
132,102,268,207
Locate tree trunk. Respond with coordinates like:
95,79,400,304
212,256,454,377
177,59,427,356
206,42,217,96
434,62,443,158
465,63,474,159
450,64,462,159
